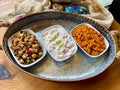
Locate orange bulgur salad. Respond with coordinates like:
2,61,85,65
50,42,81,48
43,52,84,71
71,24,106,56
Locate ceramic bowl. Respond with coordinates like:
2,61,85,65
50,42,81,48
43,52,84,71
40,24,78,62
8,29,47,68
71,23,109,58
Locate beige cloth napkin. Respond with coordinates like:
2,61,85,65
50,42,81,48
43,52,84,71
14,0,51,15
0,0,114,29
0,0,51,27
72,0,114,29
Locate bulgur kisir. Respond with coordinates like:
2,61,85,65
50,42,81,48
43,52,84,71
72,24,106,56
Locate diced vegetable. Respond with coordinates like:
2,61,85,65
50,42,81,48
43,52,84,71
11,30,43,65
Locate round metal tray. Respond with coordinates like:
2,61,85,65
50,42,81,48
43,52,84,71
3,11,116,81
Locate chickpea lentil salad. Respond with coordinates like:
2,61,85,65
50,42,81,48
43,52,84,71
9,29,45,66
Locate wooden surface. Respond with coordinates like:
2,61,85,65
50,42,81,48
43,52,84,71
0,0,120,90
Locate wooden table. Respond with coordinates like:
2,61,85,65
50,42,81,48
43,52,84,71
0,0,120,90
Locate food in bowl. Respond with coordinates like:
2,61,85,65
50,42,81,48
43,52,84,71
71,23,109,57
40,25,77,61
8,29,46,67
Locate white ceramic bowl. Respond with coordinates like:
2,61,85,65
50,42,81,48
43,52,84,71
8,29,46,67
40,24,78,62
71,23,109,58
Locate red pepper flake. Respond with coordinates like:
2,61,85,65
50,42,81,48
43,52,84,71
21,37,25,42
15,40,19,44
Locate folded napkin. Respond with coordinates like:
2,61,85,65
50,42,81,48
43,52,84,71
110,30,120,60
72,0,114,29
0,0,114,29
14,0,51,15
0,0,51,27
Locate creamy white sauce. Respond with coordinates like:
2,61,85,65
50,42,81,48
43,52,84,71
41,26,77,61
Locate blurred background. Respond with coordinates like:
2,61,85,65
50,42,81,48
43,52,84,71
98,0,120,24
109,0,120,24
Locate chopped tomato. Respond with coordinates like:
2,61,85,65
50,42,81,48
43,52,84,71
21,37,25,42
11,30,43,65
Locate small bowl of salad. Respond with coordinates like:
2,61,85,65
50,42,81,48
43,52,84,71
71,23,109,58
8,29,46,67
40,25,78,62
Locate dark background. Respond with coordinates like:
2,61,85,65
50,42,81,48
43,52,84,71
109,0,120,24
